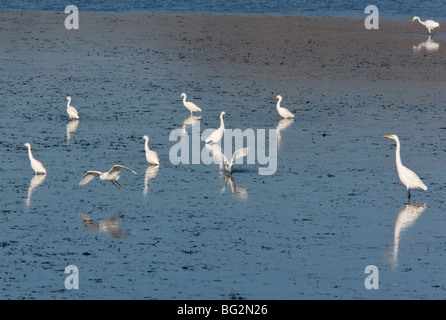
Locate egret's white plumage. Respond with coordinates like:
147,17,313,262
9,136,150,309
275,95,295,119
384,135,427,201
141,135,160,165
411,16,440,34
24,143,47,175
66,96,79,119
79,165,137,189
180,93,202,114
208,144,249,174
205,111,228,144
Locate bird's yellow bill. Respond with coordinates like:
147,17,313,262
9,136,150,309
383,135,393,138
411,18,415,22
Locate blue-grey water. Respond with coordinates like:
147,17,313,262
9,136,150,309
1,0,446,19
1,8,446,300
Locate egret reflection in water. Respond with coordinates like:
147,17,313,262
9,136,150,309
391,203,427,268
276,118,294,145
66,120,79,140
413,35,439,53
143,165,159,196
79,211,127,238
221,174,248,200
182,114,201,135
25,174,46,206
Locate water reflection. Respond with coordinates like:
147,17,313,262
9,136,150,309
25,174,46,206
66,120,79,140
143,165,159,196
221,174,248,200
276,118,294,145
182,114,201,135
391,203,427,268
413,36,439,53
79,211,127,238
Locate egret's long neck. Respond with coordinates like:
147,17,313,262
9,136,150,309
27,146,34,161
276,98,282,110
219,114,225,129
182,95,187,104
67,99,71,109
144,139,150,152
395,138,403,169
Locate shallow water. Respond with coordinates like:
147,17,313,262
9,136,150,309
2,12,446,300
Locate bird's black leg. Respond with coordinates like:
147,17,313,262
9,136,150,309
116,181,124,189
111,181,121,189
408,189,411,203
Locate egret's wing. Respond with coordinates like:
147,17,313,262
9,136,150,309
205,144,229,164
79,171,101,185
229,147,249,168
109,165,137,175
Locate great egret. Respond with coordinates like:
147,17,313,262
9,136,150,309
205,111,228,144
24,143,47,175
180,93,202,114
411,16,440,34
384,135,427,202
66,96,79,119
79,165,137,189
140,135,160,165
276,95,295,119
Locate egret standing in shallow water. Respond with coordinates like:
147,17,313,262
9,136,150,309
24,143,47,175
141,135,160,165
275,95,295,119
180,93,202,114
384,135,427,202
205,111,228,144
411,16,440,34
66,96,79,119
79,165,137,189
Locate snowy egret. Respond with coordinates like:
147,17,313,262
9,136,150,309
207,144,249,174
411,16,440,34
205,111,228,144
79,165,137,189
384,135,427,202
276,95,295,119
180,93,202,114
24,143,47,175
66,96,79,119
140,135,160,165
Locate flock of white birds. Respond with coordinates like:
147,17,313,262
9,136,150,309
24,93,294,189
23,16,439,198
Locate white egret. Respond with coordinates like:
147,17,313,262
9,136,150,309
384,135,427,202
205,111,228,144
276,95,295,119
411,16,440,34
24,143,47,175
141,135,160,165
79,165,137,189
180,93,202,114
66,96,79,119
208,144,249,174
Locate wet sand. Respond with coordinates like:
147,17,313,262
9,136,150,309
1,10,446,299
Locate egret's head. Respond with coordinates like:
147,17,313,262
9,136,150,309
276,95,282,100
411,16,419,22
383,134,398,141
23,143,31,148
221,111,228,116
180,93,185,98
140,135,149,141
